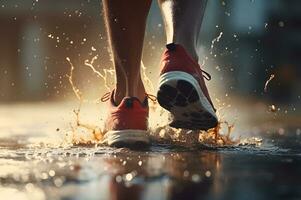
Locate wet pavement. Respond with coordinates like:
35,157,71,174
0,102,301,200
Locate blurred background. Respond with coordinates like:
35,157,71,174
0,0,300,110
1,2,300,199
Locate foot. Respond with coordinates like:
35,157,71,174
157,43,218,130
102,90,150,147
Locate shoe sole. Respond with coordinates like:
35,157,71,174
157,71,218,130
102,130,150,148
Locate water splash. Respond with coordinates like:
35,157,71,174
65,57,262,148
84,55,115,92
66,57,82,101
210,32,223,55
264,73,275,93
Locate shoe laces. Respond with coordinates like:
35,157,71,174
100,91,157,103
100,92,111,102
199,60,212,81
201,70,211,81
145,93,157,102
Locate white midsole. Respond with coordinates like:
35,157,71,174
159,71,216,117
102,129,150,146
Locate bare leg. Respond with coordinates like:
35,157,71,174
102,0,152,104
158,0,207,61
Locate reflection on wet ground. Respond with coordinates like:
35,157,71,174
0,103,300,200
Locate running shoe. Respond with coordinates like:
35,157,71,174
102,91,150,147
157,43,218,130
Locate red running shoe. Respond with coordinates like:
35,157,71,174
157,43,218,130
102,91,150,147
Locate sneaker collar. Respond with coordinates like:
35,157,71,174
106,90,148,108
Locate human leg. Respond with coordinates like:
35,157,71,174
102,0,152,104
158,0,207,61
102,0,152,146
157,0,218,130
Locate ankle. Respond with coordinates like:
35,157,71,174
128,81,146,103
114,81,146,105
170,39,199,62
114,87,125,105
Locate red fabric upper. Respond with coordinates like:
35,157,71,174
105,91,149,131
160,44,215,110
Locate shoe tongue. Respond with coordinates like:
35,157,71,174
123,98,134,108
118,97,148,109
166,43,177,51
110,91,142,108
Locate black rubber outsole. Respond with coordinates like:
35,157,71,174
157,80,218,131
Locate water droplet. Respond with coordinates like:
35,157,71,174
296,129,301,136
191,174,201,182
116,175,122,183
278,21,285,27
269,105,276,112
183,170,189,177
125,173,133,181
54,177,64,187
41,172,48,180
49,170,55,177
205,170,211,177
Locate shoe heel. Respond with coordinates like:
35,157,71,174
103,130,150,147
158,71,218,130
